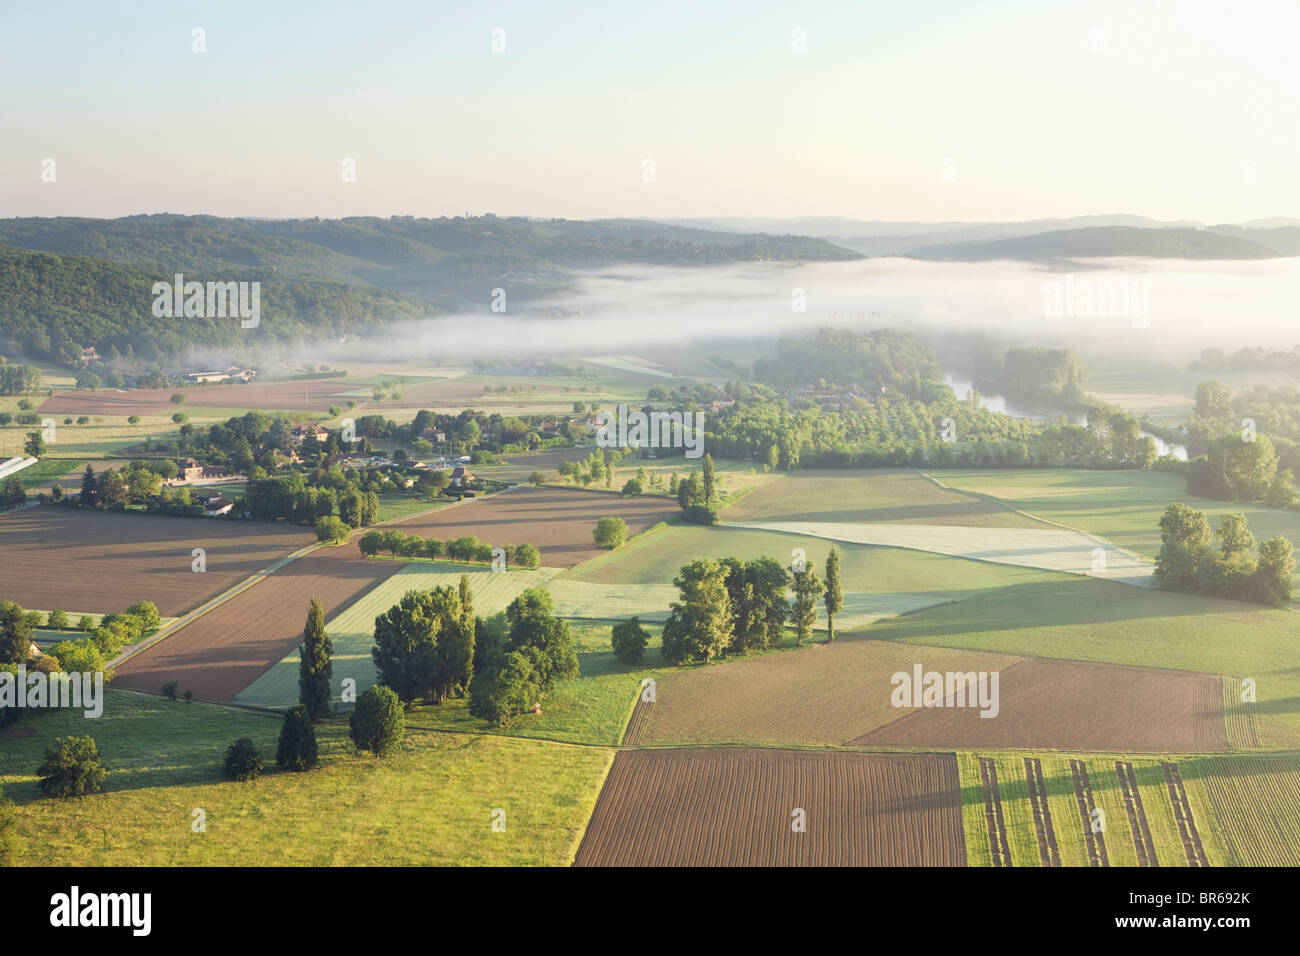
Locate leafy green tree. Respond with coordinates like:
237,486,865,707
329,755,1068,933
789,563,822,645
513,543,541,569
823,546,843,642
0,601,32,663
276,705,319,771
0,787,16,864
661,559,733,664
593,516,628,549
611,617,650,665
1252,536,1295,605
223,738,264,781
125,601,161,631
621,478,642,496
371,590,438,703
1217,512,1256,558
350,685,404,755
314,515,351,544
358,529,384,556
299,597,334,720
38,736,108,797
503,588,578,690
47,609,69,629
468,649,539,726
24,431,45,457
1155,503,1213,588
701,453,716,504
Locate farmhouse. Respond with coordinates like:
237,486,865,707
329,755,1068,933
450,466,476,488
79,347,101,365
178,459,229,482
292,423,329,445
182,366,257,384
203,497,234,517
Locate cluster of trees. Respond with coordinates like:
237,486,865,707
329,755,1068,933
979,346,1088,409
0,477,26,509
1183,381,1300,505
0,361,40,395
1190,345,1300,373
675,453,720,523
1153,503,1294,605
558,448,627,487
468,588,579,726
753,328,943,397
0,600,159,727
659,548,843,664
371,579,477,705
703,379,1155,472
358,528,541,568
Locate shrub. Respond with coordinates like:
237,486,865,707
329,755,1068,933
621,478,642,497
162,680,179,700
528,471,546,486
223,738,265,781
611,617,651,665
314,515,351,545
593,516,628,549
276,705,319,772
124,601,161,631
349,685,404,755
37,736,108,797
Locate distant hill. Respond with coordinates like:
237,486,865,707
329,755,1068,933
657,214,1201,242
0,214,861,308
0,244,425,366
0,215,860,365
905,226,1281,262
1207,224,1300,256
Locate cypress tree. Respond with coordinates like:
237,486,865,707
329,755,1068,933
298,597,333,720
824,546,843,642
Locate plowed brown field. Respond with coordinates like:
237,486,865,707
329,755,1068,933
112,540,403,701
0,507,314,616
38,378,359,415
391,486,678,568
852,659,1228,752
573,749,965,866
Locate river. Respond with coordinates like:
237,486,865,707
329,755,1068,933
942,373,1188,460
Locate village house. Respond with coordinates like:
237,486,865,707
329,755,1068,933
203,497,234,517
79,347,101,365
177,458,229,482
182,366,257,385
449,465,476,488
292,423,329,445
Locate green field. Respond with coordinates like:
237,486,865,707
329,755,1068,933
930,469,1300,588
0,691,612,866
722,468,1047,528
560,521,1057,598
958,751,1231,868
868,574,1300,748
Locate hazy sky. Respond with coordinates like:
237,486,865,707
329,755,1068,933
2,0,1297,223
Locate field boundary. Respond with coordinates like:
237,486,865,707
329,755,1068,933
1023,757,1061,867
1116,760,1159,867
1069,759,1110,867
1162,761,1209,866
978,756,1012,867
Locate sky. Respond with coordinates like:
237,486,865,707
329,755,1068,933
1,0,1297,223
